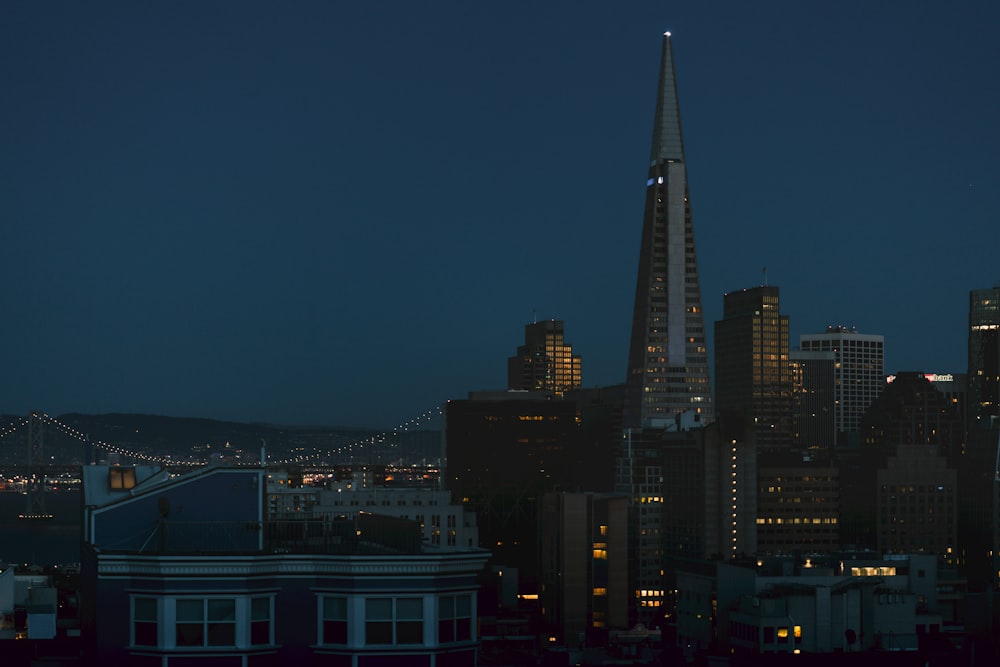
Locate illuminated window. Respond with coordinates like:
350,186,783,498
109,467,136,490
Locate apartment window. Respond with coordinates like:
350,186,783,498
322,596,348,645
176,598,236,647
250,597,271,645
132,597,158,646
366,597,423,645
439,595,472,643
131,595,270,649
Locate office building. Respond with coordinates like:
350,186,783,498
616,416,757,627
714,286,793,453
445,392,616,587
876,445,957,556
864,372,965,464
623,33,712,429
799,326,884,448
507,319,582,396
756,464,840,554
789,350,836,458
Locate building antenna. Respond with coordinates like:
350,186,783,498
532,308,537,324
762,265,768,286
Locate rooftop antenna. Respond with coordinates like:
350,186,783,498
532,308,537,324
762,265,768,287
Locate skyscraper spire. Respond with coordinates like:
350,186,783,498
623,33,713,429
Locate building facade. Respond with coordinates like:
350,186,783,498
789,350,836,458
714,286,793,453
81,465,489,667
756,465,840,554
623,33,712,429
617,417,757,627
538,492,630,647
799,326,884,448
507,320,582,396
967,285,1000,432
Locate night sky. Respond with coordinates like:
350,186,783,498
2,2,997,428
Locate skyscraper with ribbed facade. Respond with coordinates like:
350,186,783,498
623,33,712,430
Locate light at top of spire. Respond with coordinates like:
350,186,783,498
664,31,671,37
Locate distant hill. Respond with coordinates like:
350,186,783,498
0,413,441,467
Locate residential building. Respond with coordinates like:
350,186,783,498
80,464,489,666
507,320,582,396
622,33,712,429
538,492,630,647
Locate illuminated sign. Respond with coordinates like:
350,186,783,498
885,373,954,384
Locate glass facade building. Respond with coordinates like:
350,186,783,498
507,319,582,396
714,286,792,453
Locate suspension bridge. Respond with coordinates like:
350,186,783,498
0,408,444,519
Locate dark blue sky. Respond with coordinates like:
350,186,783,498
2,2,997,428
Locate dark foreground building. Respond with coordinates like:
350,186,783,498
80,464,489,666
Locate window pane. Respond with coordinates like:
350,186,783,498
323,620,347,645
252,597,270,621
439,619,455,643
324,597,347,620
251,620,270,646
134,598,157,621
208,599,235,622
397,598,423,620
134,621,157,646
176,599,203,622
456,595,471,617
366,598,392,620
456,618,471,641
397,620,423,644
440,596,455,620
176,622,204,646
208,621,236,646
366,620,392,644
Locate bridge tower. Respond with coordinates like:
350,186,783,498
24,411,50,518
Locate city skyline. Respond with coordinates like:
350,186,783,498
2,2,997,428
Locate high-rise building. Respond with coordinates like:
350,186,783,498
539,492,630,645
961,285,1000,591
507,319,582,396
714,286,792,453
623,33,712,429
968,285,1000,432
799,326,884,448
616,415,757,627
789,350,836,458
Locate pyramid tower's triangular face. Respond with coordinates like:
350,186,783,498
623,34,713,429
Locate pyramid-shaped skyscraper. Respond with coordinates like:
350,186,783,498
623,33,713,428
